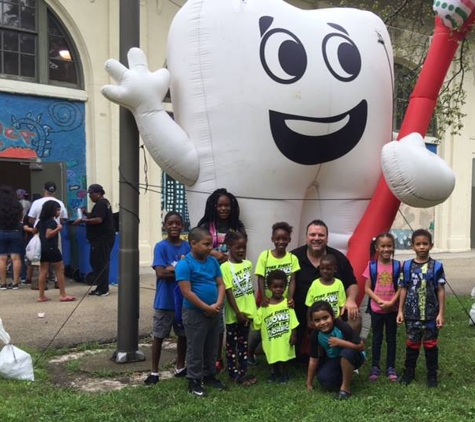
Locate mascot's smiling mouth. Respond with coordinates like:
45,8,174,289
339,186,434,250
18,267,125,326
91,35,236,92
269,99,367,165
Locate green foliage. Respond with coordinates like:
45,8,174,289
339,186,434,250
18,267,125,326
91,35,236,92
1,297,475,421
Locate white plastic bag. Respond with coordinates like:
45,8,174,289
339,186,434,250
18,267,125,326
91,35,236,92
0,318,34,381
25,234,41,262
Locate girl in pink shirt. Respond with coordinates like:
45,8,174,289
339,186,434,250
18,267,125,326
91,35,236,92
363,232,401,382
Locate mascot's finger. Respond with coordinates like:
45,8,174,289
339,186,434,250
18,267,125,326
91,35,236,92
101,85,127,105
104,59,128,82
128,47,149,71
151,68,171,96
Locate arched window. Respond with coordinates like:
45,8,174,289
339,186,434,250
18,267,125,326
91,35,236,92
0,0,82,88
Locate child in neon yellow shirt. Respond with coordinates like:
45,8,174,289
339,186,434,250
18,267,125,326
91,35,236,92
305,254,346,326
253,270,299,383
221,231,257,386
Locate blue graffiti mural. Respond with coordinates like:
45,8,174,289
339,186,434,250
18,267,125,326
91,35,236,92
0,92,86,213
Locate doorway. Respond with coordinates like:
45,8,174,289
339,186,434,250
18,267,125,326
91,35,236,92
0,160,67,205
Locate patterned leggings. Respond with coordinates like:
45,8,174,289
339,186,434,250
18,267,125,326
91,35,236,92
225,323,250,379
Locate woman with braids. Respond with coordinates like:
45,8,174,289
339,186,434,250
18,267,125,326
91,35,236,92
198,188,247,372
197,188,246,264
0,185,24,290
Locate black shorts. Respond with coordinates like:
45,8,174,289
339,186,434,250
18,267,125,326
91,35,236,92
40,246,62,263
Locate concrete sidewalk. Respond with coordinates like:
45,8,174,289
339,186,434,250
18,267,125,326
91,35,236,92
0,251,474,350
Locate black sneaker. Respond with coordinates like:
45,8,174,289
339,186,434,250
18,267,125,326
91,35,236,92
427,373,438,388
0,284,7,290
174,367,187,378
202,376,226,391
189,379,206,397
144,374,159,385
399,369,415,386
89,290,110,297
278,374,290,384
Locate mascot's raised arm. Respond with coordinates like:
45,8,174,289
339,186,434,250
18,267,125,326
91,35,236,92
102,0,475,304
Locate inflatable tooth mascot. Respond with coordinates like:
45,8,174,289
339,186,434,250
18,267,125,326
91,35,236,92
102,0,475,305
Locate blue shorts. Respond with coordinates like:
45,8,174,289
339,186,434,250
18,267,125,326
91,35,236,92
0,230,24,256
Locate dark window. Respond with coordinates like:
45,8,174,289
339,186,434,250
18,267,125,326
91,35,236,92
394,63,437,136
0,0,82,88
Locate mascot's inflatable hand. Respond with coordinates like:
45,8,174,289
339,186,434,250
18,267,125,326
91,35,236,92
102,48,169,115
381,133,455,208
433,0,475,29
101,47,199,186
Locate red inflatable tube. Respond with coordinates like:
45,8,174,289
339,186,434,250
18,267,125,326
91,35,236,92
348,13,475,306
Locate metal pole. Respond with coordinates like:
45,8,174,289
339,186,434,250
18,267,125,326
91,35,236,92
112,0,144,363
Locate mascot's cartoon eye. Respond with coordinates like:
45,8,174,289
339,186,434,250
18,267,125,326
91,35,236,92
260,28,307,84
322,33,361,82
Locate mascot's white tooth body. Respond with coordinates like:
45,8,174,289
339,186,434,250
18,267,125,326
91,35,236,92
102,0,475,301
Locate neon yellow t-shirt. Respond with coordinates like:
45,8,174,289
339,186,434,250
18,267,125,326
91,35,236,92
255,250,300,298
221,260,257,325
305,278,346,318
253,300,299,364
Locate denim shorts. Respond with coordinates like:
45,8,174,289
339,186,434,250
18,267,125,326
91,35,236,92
0,230,24,256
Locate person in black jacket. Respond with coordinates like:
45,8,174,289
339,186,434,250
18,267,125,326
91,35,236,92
73,184,115,297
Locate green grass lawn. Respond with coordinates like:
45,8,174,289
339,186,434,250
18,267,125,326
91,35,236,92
2,296,475,422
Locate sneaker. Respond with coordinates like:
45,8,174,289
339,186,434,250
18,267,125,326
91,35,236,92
0,284,7,290
202,376,226,391
174,367,187,378
278,374,289,384
11,284,20,290
23,279,32,285
20,278,27,284
386,367,398,382
89,290,110,297
369,366,380,381
335,390,351,400
267,373,278,383
6,283,13,289
189,379,206,397
399,369,415,386
247,354,257,366
427,373,438,388
144,374,159,385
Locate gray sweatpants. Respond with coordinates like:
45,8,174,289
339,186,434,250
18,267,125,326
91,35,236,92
183,307,220,381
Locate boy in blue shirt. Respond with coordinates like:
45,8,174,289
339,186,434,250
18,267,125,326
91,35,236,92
144,212,190,385
176,227,226,397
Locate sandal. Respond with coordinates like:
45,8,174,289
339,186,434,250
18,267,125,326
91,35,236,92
240,375,257,386
60,295,77,302
37,297,51,302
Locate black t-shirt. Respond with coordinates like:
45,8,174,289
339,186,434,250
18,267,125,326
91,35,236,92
291,245,357,319
38,218,59,249
86,198,115,241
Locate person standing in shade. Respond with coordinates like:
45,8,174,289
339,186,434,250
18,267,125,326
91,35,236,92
73,184,115,297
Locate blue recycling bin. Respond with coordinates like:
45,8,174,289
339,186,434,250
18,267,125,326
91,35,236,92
74,225,119,285
109,233,120,285
60,223,71,267
75,224,93,280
